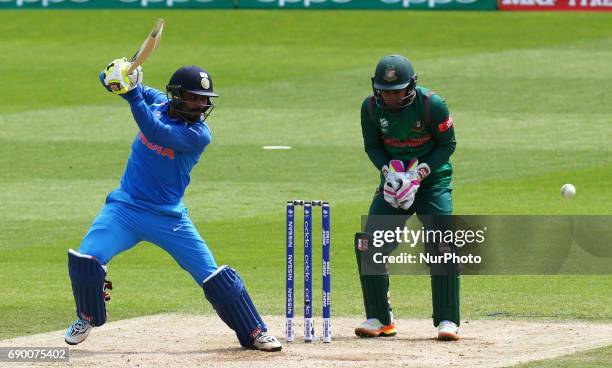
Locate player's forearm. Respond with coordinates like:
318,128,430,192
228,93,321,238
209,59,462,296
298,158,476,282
140,85,168,105
361,116,389,170
122,88,173,144
100,70,166,142
365,146,391,171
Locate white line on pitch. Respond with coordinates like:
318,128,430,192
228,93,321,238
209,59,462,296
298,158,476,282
263,146,292,150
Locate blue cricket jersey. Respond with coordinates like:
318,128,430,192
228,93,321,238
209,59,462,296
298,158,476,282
99,74,212,217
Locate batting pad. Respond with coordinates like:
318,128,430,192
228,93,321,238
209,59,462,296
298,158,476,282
68,249,108,327
202,266,266,348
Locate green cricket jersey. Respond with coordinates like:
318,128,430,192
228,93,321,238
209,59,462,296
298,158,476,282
360,86,456,188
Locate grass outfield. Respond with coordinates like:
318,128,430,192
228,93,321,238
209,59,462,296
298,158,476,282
515,345,612,368
0,9,611,365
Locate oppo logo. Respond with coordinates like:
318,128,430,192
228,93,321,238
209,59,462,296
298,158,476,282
1,0,91,5
1,0,218,5
256,0,479,5
116,0,216,4
379,0,479,4
116,0,216,3
256,0,353,3
3,0,483,6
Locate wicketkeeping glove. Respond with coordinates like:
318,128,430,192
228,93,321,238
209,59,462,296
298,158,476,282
381,160,405,208
103,57,143,95
396,159,431,210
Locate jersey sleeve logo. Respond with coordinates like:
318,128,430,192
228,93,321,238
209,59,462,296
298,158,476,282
438,116,454,133
417,165,431,180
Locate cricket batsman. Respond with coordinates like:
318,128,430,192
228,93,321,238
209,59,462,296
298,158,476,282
354,55,460,340
63,58,282,352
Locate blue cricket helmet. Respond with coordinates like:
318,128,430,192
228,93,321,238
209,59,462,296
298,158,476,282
166,65,218,97
166,65,218,122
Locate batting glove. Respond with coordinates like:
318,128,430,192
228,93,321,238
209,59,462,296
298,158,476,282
103,58,142,95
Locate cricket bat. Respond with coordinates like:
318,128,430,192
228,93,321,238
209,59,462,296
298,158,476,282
127,18,164,74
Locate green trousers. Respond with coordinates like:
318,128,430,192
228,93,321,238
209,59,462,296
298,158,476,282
355,185,460,327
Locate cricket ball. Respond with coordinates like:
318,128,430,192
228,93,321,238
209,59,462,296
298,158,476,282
560,183,576,198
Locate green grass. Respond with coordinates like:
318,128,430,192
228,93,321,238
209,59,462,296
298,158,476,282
0,10,611,366
513,345,612,368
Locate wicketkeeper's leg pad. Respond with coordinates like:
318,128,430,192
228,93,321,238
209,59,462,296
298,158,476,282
354,233,393,325
202,266,266,348
431,275,460,327
68,249,110,327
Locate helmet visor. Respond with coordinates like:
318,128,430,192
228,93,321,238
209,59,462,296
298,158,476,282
372,81,411,91
184,88,219,97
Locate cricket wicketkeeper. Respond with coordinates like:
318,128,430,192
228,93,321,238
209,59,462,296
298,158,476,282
354,55,460,341
63,59,282,352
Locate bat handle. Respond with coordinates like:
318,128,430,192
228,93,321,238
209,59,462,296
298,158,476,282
127,63,137,75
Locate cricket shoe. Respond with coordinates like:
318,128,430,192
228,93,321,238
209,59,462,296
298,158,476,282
437,320,460,341
253,331,282,352
64,318,93,345
354,318,397,338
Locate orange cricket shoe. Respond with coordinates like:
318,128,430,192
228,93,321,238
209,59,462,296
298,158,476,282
354,318,397,338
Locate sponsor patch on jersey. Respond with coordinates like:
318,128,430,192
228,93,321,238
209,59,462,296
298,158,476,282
383,65,397,82
383,134,432,148
438,116,454,133
138,132,175,159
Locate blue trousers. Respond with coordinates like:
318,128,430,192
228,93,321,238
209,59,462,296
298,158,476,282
78,201,218,284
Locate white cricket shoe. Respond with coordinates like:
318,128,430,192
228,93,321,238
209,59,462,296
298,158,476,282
64,319,93,345
253,331,282,352
437,320,460,341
